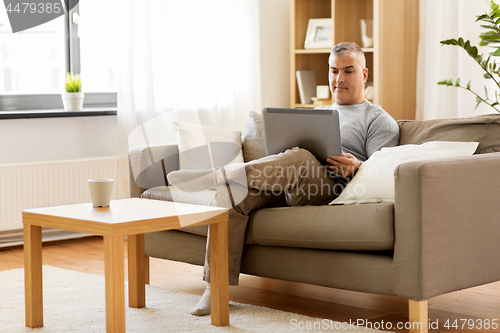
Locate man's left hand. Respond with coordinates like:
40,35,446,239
326,152,362,178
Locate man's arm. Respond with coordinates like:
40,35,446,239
325,110,399,178
366,112,400,157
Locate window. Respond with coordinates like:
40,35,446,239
0,1,117,111
0,7,64,93
78,0,118,92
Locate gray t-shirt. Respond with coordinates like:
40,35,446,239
318,100,399,162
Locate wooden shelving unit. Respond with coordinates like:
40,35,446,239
290,0,419,120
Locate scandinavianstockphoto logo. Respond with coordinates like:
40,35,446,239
3,0,78,33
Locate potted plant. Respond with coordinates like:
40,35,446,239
62,72,84,111
438,0,500,113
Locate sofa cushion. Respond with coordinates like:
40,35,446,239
330,141,479,205
247,203,395,251
142,186,257,244
142,186,216,206
142,186,394,251
397,114,500,153
142,186,215,237
241,111,266,162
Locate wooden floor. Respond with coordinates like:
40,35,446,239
1,236,499,333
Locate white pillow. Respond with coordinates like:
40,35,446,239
330,141,479,205
174,121,244,170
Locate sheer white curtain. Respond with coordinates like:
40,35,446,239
417,0,498,120
116,0,261,198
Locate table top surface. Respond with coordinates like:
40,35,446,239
22,198,228,236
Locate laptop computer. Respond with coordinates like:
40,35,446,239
261,107,342,164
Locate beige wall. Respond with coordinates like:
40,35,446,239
259,0,290,108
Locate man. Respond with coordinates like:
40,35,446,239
168,42,399,315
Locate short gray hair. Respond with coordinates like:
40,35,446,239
330,42,365,66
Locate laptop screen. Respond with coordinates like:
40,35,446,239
262,107,342,164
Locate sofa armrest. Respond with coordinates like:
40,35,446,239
393,152,500,300
128,143,179,198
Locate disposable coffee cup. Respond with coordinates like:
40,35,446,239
88,178,114,207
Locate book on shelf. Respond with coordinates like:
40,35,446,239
296,70,317,105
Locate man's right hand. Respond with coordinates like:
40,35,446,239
325,152,362,178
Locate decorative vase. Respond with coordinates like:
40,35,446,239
62,92,84,111
360,19,374,48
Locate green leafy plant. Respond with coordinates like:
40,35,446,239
65,72,82,93
438,1,500,113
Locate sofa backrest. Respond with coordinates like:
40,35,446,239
240,112,500,162
397,113,500,154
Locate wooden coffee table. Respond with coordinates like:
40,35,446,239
23,198,229,332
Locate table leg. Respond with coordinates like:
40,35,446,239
209,219,229,326
104,235,125,333
24,223,43,328
127,234,146,308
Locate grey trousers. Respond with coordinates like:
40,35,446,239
203,148,344,285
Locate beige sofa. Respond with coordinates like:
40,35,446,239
129,113,500,332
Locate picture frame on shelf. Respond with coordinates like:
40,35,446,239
304,18,333,49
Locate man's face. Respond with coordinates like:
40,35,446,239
328,52,368,105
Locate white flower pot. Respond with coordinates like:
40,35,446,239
62,92,84,111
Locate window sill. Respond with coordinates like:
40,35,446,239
0,107,117,120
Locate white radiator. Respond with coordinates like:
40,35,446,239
0,157,118,235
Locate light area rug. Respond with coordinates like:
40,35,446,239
0,266,385,332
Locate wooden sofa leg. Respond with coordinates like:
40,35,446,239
145,256,150,285
409,300,428,333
